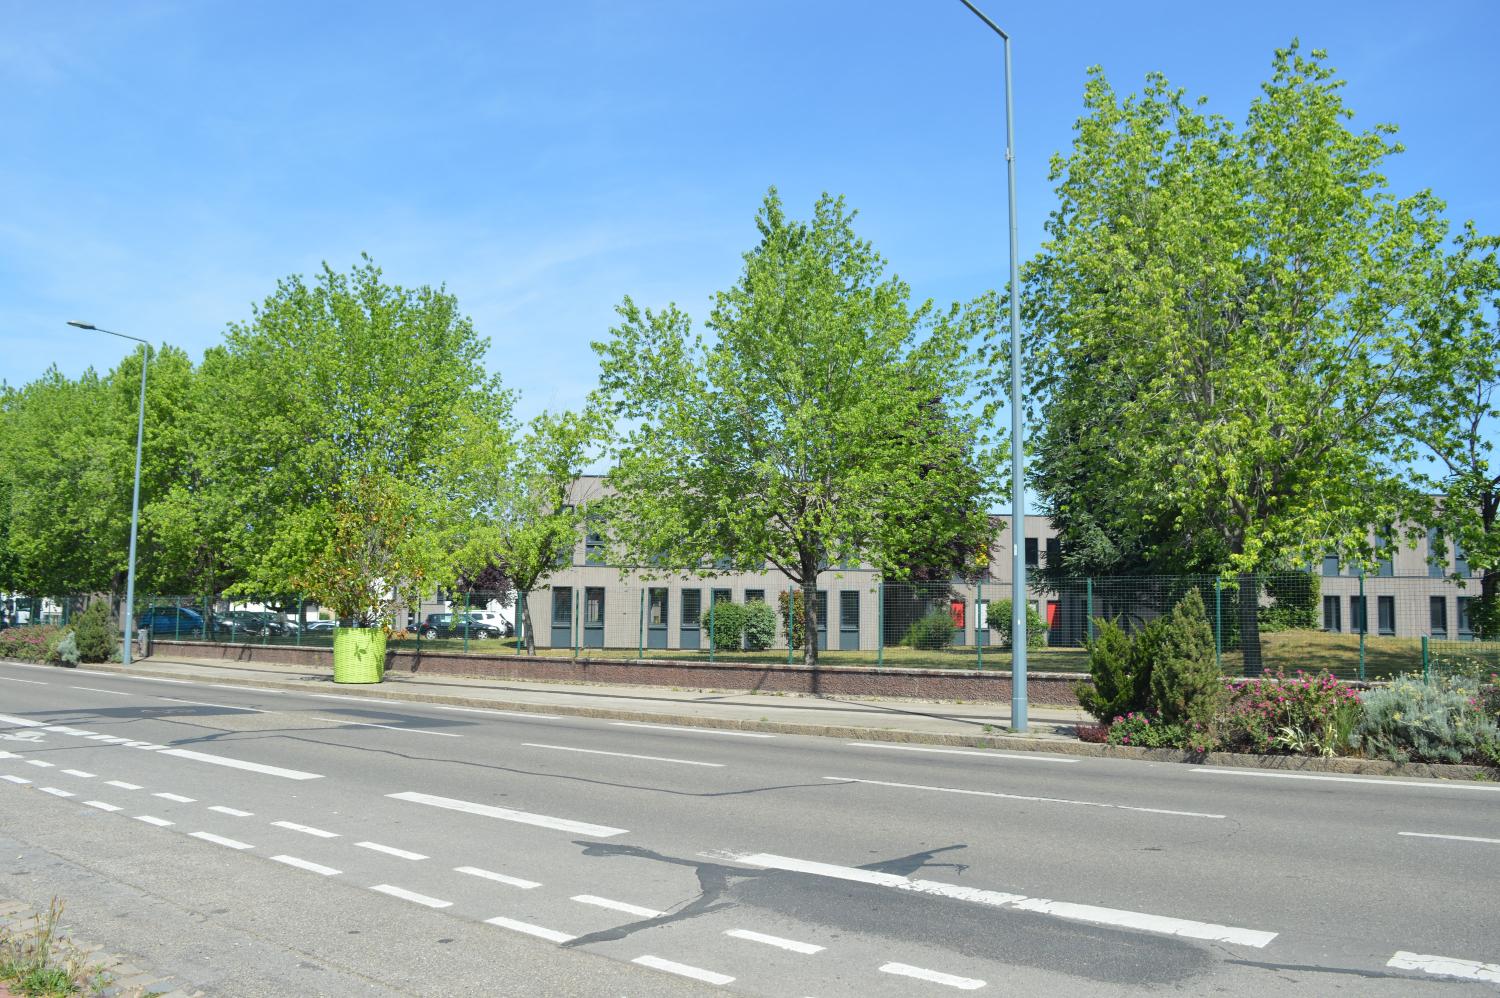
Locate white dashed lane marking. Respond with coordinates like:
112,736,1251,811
2,775,32,785
880,962,986,990
1192,769,1500,793
0,714,43,727
572,895,664,919
310,716,460,738
105,781,142,790
484,916,575,944
454,866,540,889
723,928,824,954
845,741,1077,764
209,806,253,817
25,760,55,768
355,841,427,861
83,800,122,812
0,676,46,685
370,884,451,908
134,815,173,827
1399,832,1500,846
61,770,96,778
153,792,196,803
388,791,628,838
631,956,734,986
190,831,253,850
156,697,265,713
272,820,339,838
272,855,341,876
610,721,773,739
823,776,1224,819
1388,951,1500,984
159,748,321,781
523,742,724,768
39,787,75,798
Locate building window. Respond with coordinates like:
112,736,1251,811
1454,543,1471,578
712,588,733,605
1045,537,1061,567
841,590,860,628
815,590,828,629
1321,553,1341,577
1323,595,1341,632
1350,595,1367,635
585,519,607,565
1377,596,1395,636
1430,597,1448,639
1024,538,1039,568
949,598,966,629
1427,528,1446,579
551,587,572,626
745,589,765,604
648,588,668,627
681,589,701,627
1457,597,1475,640
1375,539,1393,578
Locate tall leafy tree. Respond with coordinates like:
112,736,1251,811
593,190,1002,665
1026,44,1449,671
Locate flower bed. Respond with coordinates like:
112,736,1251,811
0,625,68,664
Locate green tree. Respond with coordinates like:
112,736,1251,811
593,190,1002,665
450,409,600,654
1026,45,1449,671
211,257,513,623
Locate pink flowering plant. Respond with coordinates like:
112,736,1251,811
1221,669,1362,758
1105,710,1216,753
0,624,68,664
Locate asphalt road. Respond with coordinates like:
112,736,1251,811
2,659,1497,996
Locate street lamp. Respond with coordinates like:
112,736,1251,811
67,320,150,666
955,0,1028,732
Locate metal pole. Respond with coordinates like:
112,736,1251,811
297,597,303,647
120,347,147,665
1086,577,1093,643
786,586,794,665
463,590,470,654
709,592,716,663
1421,634,1429,682
1214,578,1222,673
638,589,645,661
1358,572,1366,681
877,581,884,668
573,589,579,658
976,582,983,670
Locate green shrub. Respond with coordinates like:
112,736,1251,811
775,590,807,650
706,601,748,650
50,630,79,666
1148,589,1224,730
1222,670,1362,757
1259,571,1320,632
902,608,956,650
0,625,64,664
742,601,777,651
988,599,1047,649
1076,617,1149,723
72,602,117,663
1358,675,1500,765
1106,711,1192,750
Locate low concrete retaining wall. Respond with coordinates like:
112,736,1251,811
153,640,1087,705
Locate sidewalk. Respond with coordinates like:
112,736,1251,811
99,654,1093,745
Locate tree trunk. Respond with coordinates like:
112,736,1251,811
1479,569,1499,641
522,594,537,656
800,552,820,667
1238,571,1263,676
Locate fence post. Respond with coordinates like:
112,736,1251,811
786,585,794,665
1214,578,1222,673
709,594,716,663
1421,634,1430,681
174,595,181,641
263,599,269,646
637,589,645,660
976,582,983,671
517,592,525,654
573,589,579,659
296,597,303,647
1086,577,1094,643
203,594,211,642
877,581,884,669
463,590,471,654
1358,572,1366,681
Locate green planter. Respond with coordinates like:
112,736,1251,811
333,627,386,684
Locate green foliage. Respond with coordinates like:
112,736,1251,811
901,608,956,651
0,625,65,664
1258,572,1320,632
1105,711,1194,751
1222,671,1363,757
741,600,777,651
593,189,1003,665
49,630,78,666
988,599,1046,649
1148,589,1224,729
776,589,807,650
705,601,748,650
71,602,117,663
1358,674,1499,765
1076,617,1149,723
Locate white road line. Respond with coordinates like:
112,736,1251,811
123,676,194,685
0,713,43,727
484,916,575,944
370,884,451,908
134,815,173,827
160,748,322,781
67,731,97,737
611,721,774,738
1388,951,1500,983
271,855,341,876
724,928,824,954
880,962,986,990
105,781,142,790
154,792,196,803
69,686,133,696
845,742,1078,764
631,955,734,986
62,770,96,778
824,776,1224,819
388,791,629,838
2,775,31,784
43,726,88,734
716,852,1277,948
430,704,560,720
39,787,75,797
122,741,153,748
355,841,427,861
310,694,409,706
90,736,131,743
83,800,122,812
0,751,17,759
190,831,253,850
25,759,56,768
0,676,46,685
1192,768,1500,793
309,716,460,738
1399,831,1500,845
523,742,725,768
209,806,254,817
571,895,664,919
454,866,540,889
132,744,168,750
86,734,115,741
156,697,265,712
272,820,339,838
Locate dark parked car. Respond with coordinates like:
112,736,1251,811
136,605,207,636
302,620,337,635
419,613,504,640
217,610,289,637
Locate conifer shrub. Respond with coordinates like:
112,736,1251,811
1076,617,1149,723
1148,588,1224,729
72,601,118,663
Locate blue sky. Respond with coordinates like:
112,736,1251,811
3,0,1497,425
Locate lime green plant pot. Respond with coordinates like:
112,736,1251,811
333,627,386,684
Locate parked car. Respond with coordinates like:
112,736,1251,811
217,610,289,637
465,609,516,637
137,605,207,636
302,620,337,634
419,613,505,640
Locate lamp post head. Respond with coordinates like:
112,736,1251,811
67,320,97,330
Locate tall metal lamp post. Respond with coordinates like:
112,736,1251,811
955,0,1028,731
67,321,149,666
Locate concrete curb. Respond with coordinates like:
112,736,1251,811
68,660,1500,784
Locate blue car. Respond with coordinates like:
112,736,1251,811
136,605,206,637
